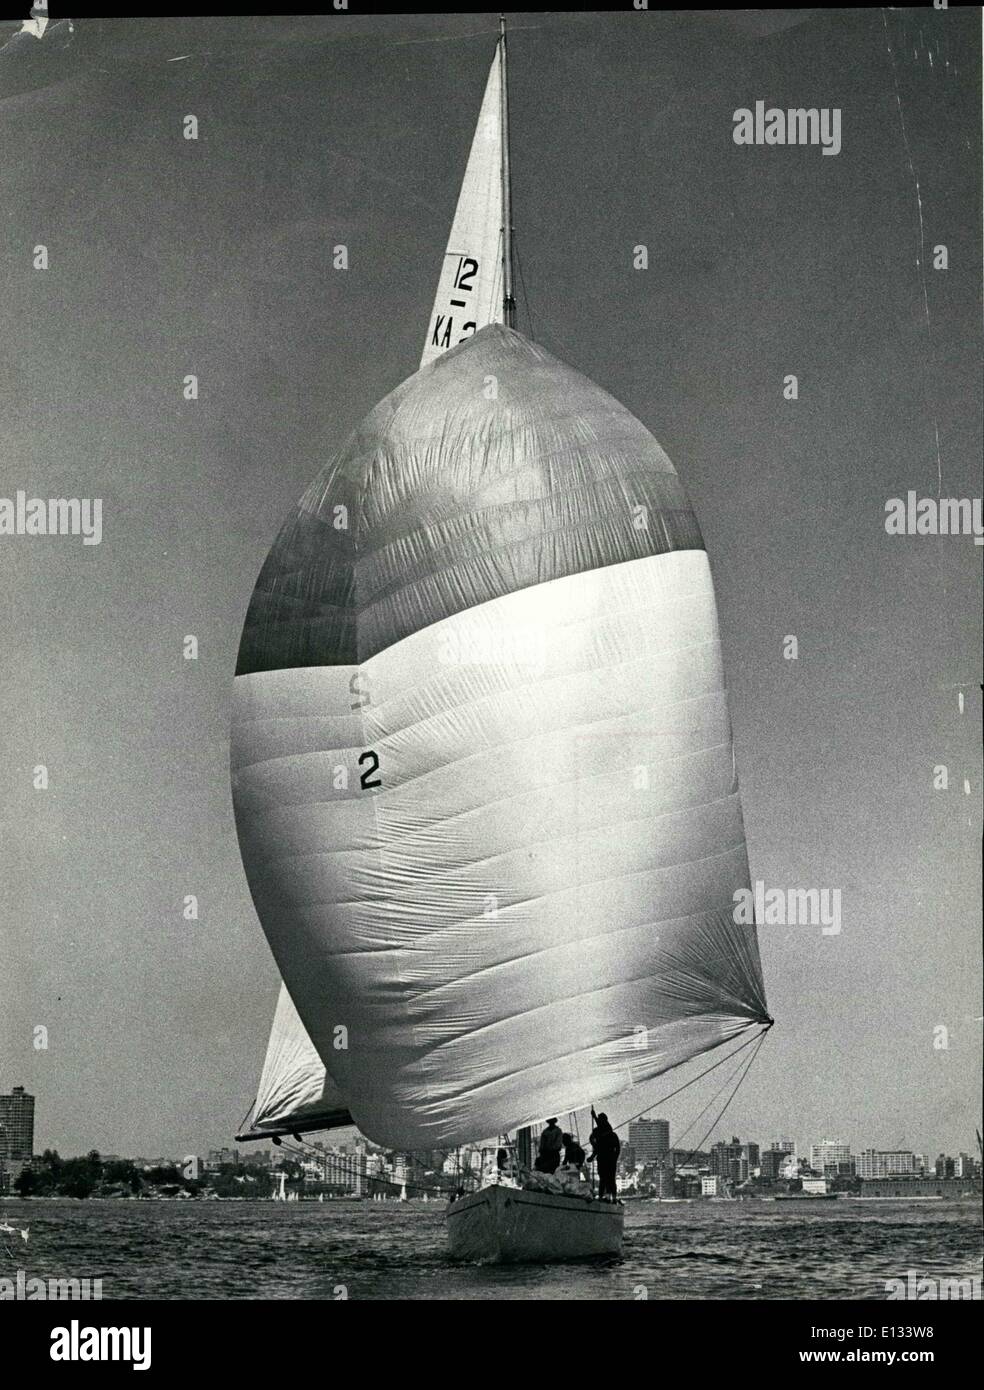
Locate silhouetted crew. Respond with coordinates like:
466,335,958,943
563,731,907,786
536,1118,564,1173
562,1133,585,1167
588,1112,621,1200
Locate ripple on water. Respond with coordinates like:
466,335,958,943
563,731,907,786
2,1197,979,1300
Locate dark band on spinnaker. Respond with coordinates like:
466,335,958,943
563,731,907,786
237,326,705,674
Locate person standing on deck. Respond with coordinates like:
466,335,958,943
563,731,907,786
562,1132,585,1168
536,1118,564,1173
588,1112,621,1200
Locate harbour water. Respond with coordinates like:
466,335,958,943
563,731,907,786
2,1198,980,1300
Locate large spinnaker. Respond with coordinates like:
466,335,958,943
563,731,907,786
231,325,769,1151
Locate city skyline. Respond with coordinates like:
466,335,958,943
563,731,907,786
2,1079,978,1171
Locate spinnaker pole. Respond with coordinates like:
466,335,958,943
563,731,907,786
499,15,516,328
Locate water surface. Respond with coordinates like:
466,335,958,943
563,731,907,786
3,1197,980,1300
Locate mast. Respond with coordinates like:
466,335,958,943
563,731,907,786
499,14,516,328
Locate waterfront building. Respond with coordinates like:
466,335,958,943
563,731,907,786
710,1136,743,1177
858,1176,981,1198
809,1139,852,1175
628,1119,669,1164
0,1086,35,1161
759,1149,786,1182
710,1136,758,1184
701,1175,724,1196
321,1151,364,1192
857,1149,917,1179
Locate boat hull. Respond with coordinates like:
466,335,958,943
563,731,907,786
446,1184,624,1263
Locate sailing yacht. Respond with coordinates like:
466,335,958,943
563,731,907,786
232,18,770,1263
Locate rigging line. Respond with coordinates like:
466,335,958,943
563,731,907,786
514,231,536,342
672,1028,769,1175
668,1041,760,1154
616,1021,771,1130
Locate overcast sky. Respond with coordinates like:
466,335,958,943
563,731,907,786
1,9,980,1161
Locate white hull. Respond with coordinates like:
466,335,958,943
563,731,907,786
446,1184,623,1263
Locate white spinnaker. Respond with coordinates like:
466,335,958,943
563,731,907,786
419,44,503,367
232,550,766,1151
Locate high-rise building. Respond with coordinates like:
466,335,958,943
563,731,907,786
771,1138,797,1156
710,1136,757,1183
857,1150,917,1179
759,1150,786,1182
628,1119,669,1164
809,1140,852,1175
0,1086,35,1160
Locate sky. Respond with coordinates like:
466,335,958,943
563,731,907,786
1,9,980,1162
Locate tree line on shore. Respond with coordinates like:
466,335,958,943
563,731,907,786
12,1149,301,1199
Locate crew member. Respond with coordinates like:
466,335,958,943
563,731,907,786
562,1132,585,1168
536,1118,564,1173
588,1112,621,1200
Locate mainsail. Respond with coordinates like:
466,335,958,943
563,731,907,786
239,34,510,1142
237,984,351,1142
419,40,504,366
232,323,770,1151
